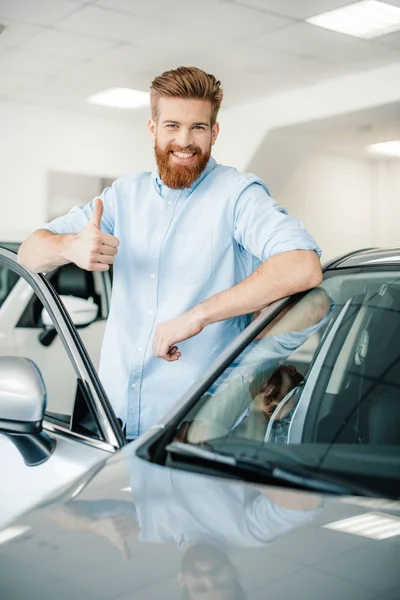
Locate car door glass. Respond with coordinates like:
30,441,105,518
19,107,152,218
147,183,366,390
0,263,103,440
0,265,19,308
45,263,110,373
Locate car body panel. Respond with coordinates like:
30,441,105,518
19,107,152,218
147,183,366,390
0,427,114,529
338,247,400,267
0,444,399,600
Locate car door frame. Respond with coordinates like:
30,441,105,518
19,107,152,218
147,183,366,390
0,247,125,450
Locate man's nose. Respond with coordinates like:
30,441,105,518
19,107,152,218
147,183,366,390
176,127,192,148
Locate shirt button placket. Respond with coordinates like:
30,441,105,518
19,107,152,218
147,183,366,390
133,191,177,435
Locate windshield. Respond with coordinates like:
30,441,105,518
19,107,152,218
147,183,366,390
173,269,400,495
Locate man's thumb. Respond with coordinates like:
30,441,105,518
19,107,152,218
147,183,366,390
91,198,104,228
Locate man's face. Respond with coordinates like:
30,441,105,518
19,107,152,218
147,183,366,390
178,544,242,600
148,97,219,189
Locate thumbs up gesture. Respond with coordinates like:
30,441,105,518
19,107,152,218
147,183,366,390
69,198,120,271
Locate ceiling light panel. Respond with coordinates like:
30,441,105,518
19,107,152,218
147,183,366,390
88,88,150,110
323,512,400,539
307,1,400,39
368,140,400,156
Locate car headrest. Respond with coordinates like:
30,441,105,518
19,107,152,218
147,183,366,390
55,264,94,300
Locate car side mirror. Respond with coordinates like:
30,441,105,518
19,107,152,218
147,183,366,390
40,296,99,346
0,356,55,465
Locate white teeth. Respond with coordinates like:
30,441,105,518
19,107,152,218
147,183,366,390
173,152,195,159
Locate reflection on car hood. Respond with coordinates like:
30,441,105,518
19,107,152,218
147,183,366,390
1,443,399,600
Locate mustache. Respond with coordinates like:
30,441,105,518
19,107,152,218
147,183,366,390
167,143,201,154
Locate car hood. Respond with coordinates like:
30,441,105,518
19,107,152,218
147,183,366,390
1,443,399,600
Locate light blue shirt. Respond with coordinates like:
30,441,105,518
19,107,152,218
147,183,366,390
43,158,321,438
64,453,321,551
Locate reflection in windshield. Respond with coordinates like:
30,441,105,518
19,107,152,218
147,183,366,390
51,456,321,599
177,288,333,445
167,270,400,498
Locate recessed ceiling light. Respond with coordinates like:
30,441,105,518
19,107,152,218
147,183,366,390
368,140,400,157
323,512,400,540
120,486,131,492
88,88,150,110
306,1,400,39
0,526,31,545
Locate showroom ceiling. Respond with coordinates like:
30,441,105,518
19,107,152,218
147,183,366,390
0,0,400,119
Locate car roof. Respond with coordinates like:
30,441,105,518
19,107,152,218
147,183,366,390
328,247,400,269
0,242,20,253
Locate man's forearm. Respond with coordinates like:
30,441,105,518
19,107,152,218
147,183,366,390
194,250,323,327
18,230,74,273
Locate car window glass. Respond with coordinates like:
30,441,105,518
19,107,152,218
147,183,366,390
16,263,110,377
0,265,19,308
176,271,400,486
0,263,103,440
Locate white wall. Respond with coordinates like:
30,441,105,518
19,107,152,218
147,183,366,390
47,171,105,221
0,101,154,241
214,62,400,171
278,153,373,261
370,159,400,249
274,152,400,262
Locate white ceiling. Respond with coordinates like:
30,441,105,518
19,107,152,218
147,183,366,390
0,0,400,120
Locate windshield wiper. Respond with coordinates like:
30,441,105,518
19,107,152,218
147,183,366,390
165,442,362,496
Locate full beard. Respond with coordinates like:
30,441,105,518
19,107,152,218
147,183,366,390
155,141,211,189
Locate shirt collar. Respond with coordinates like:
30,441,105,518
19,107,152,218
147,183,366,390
153,156,216,197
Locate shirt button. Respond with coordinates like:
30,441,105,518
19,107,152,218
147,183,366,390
156,235,161,242
131,383,137,389
147,309,154,316
137,346,143,352
167,201,172,206
150,273,156,279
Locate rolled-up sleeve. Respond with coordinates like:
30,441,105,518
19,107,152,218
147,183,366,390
234,182,321,261
246,493,321,543
41,185,115,235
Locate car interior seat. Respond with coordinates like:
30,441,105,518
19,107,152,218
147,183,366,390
52,263,101,313
315,283,400,446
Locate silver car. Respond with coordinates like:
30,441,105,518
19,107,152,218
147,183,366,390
1,245,400,531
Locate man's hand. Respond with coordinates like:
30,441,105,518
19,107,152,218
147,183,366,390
51,507,137,562
152,309,204,361
68,198,120,272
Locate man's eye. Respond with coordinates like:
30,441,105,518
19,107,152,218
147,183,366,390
194,125,205,130
166,124,177,129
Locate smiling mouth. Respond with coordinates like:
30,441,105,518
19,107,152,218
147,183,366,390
171,151,196,159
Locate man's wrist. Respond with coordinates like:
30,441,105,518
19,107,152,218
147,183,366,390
191,302,212,329
55,234,76,266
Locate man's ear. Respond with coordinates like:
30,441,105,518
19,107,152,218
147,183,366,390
177,573,185,587
211,122,220,146
148,119,156,142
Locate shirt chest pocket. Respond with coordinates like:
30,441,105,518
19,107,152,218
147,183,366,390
172,229,213,283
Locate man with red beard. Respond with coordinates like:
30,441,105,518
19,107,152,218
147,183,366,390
18,67,322,440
